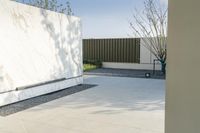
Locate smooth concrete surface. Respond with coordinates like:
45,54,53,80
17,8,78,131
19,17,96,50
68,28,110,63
0,0,82,105
0,76,165,133
166,0,200,133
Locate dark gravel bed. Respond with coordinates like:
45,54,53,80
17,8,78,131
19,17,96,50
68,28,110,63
0,84,96,117
84,68,165,79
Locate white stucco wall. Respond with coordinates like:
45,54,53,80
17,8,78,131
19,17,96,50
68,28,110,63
140,38,158,64
0,0,82,106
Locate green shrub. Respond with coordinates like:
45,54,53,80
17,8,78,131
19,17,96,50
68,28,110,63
83,59,102,72
83,64,97,72
83,59,102,68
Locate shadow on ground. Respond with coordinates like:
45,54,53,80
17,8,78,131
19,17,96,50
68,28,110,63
27,76,165,115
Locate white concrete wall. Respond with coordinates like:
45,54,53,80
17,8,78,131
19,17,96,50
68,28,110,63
140,38,158,64
0,0,82,106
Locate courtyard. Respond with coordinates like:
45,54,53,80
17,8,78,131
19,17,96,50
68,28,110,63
0,75,165,133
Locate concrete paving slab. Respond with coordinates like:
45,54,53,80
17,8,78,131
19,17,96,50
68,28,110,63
0,75,165,133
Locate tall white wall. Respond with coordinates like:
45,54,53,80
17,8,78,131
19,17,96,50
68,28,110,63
0,0,82,106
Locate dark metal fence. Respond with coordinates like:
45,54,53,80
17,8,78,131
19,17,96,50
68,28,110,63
83,38,140,63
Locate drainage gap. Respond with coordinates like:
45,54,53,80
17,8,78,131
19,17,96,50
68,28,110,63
0,84,97,116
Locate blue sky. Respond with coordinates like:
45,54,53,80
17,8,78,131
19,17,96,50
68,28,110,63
18,0,168,38
69,0,167,38
70,0,145,38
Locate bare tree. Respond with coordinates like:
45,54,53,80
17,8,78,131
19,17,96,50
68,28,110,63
14,0,74,15
129,0,167,74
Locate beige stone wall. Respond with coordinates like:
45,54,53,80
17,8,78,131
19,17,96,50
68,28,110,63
166,0,200,133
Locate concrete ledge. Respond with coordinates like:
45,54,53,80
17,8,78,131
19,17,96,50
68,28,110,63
103,62,161,70
0,76,83,107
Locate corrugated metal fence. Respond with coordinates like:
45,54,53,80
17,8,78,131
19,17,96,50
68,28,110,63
83,38,140,63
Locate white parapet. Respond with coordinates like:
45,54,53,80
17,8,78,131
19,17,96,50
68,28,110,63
0,0,83,106
103,62,161,70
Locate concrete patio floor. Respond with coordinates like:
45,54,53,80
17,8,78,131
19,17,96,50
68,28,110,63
0,75,165,133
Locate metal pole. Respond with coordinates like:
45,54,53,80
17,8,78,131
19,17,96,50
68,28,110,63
153,59,156,75
153,59,160,75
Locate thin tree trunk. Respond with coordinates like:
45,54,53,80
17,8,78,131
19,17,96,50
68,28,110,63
161,62,166,75
45,0,48,8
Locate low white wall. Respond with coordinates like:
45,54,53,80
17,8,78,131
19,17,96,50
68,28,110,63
0,77,83,107
103,62,161,70
102,38,161,71
0,0,83,106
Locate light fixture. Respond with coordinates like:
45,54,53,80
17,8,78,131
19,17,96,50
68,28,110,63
145,73,151,78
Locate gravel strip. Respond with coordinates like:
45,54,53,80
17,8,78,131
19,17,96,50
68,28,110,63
84,68,165,79
0,84,97,116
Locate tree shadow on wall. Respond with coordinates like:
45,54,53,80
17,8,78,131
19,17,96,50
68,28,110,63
0,7,82,109
11,7,30,33
40,9,82,79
